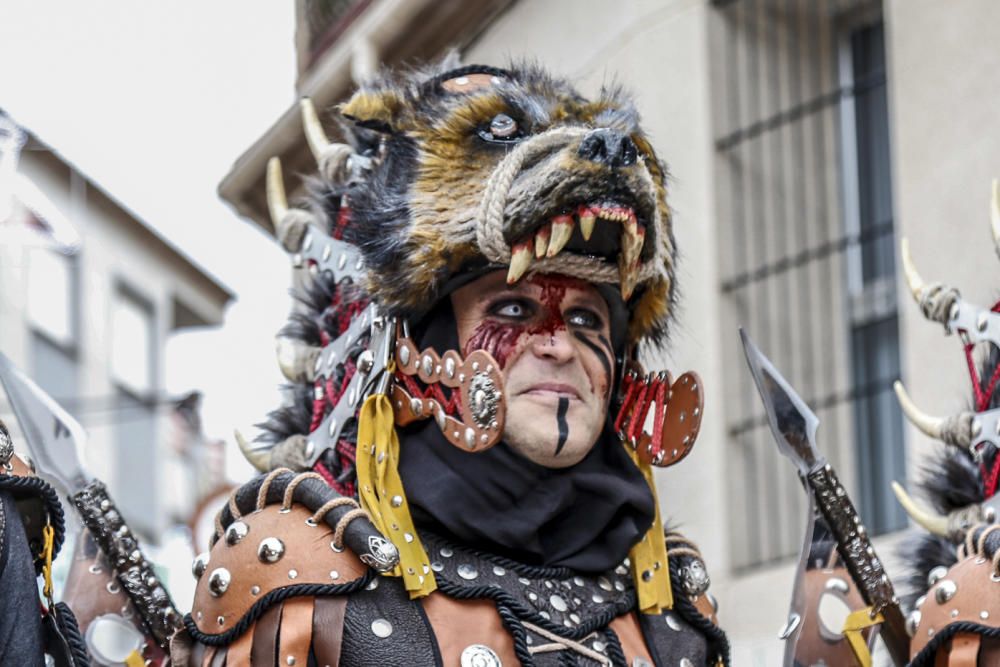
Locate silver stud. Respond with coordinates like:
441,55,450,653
225,521,250,546
217,616,225,627
666,613,681,631
539,611,550,621
528,592,538,602
366,578,380,591
460,644,501,667
391,495,403,508
328,417,338,436
464,428,476,449
337,253,347,270
615,580,625,592
431,562,444,572
288,569,298,580
399,345,410,366
440,547,453,558
251,585,261,596
598,576,613,591
915,595,927,609
422,355,434,376
107,581,121,594
593,640,606,652
493,566,506,576
825,577,849,594
569,613,580,624
550,594,567,612
927,565,948,587
458,564,479,580
935,579,958,604
371,619,393,638
410,397,423,416
191,553,210,579
258,537,286,563
330,571,339,580
573,576,584,587
982,610,990,620
404,532,414,543
592,592,605,604
89,564,103,575
445,358,456,378
207,568,231,597
679,659,694,667
518,577,531,586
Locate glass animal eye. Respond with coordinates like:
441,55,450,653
489,114,518,138
567,308,602,329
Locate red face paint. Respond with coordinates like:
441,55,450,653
462,274,591,368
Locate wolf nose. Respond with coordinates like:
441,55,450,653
578,128,637,168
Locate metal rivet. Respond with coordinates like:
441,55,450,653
371,619,393,638
539,611,550,621
592,592,605,604
191,553,209,579
440,547,453,558
927,565,948,587
445,357,456,378
982,610,990,620
217,616,225,626
431,562,444,572
458,564,479,580
251,585,261,596
89,564,103,575
935,579,957,604
598,577,612,591
391,495,403,508
460,644,501,667
286,657,296,666
550,595,568,612
107,581,121,594
493,566,506,576
258,537,286,563
288,569,298,580
328,418,338,437
225,521,250,546
404,532,414,543
906,610,921,637
666,613,681,631
464,427,476,449
207,569,230,597
330,571,339,580
680,659,694,667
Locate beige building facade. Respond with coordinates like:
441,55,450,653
219,0,1000,661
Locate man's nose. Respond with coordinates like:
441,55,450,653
529,328,576,363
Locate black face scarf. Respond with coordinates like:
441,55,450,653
396,298,654,573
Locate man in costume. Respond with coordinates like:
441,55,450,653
176,60,729,666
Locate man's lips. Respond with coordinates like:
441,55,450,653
517,382,581,399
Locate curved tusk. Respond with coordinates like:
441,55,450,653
900,237,925,304
892,481,949,537
235,429,270,473
276,337,319,382
266,157,288,229
893,380,945,440
991,179,1000,260
300,98,331,164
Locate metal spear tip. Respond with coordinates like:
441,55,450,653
739,328,821,475
0,351,90,497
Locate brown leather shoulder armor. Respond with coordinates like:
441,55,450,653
189,503,371,639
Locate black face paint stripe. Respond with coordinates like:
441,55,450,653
596,334,615,362
555,397,570,456
573,331,612,380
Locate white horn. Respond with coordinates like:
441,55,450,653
894,380,945,440
276,337,319,382
235,429,270,473
900,237,925,304
300,98,331,164
991,179,1000,260
892,481,949,537
266,157,288,229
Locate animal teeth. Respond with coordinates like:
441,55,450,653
535,223,551,258
578,207,596,240
619,213,644,299
547,214,574,258
507,239,533,284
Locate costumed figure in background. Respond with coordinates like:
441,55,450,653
884,182,1000,665
175,60,730,666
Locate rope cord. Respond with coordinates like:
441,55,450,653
424,531,576,580
602,627,628,667
332,507,369,549
909,621,1000,667
496,601,535,667
309,497,358,525
0,474,66,573
183,570,374,647
281,472,325,510
54,601,91,667
667,560,731,667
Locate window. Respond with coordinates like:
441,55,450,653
111,286,155,397
27,244,76,348
711,0,902,569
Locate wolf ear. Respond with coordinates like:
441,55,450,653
340,88,403,133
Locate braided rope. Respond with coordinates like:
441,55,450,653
54,601,91,667
332,507,369,549
477,126,589,263
909,621,1000,667
255,468,293,511
281,472,325,510
602,627,628,667
523,621,611,664
183,570,374,647
0,474,66,571
495,601,534,667
309,497,357,525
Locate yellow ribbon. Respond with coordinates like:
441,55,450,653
625,448,673,613
356,392,437,598
842,606,884,667
124,651,145,667
41,523,55,605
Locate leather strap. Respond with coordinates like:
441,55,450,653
421,592,517,665
251,603,283,667
225,622,254,666
947,632,981,666
277,597,314,667
608,612,654,665
200,645,216,667
312,597,348,667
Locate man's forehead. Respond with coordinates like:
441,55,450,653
471,270,603,301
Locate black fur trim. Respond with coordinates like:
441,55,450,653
256,383,314,445
896,532,958,612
